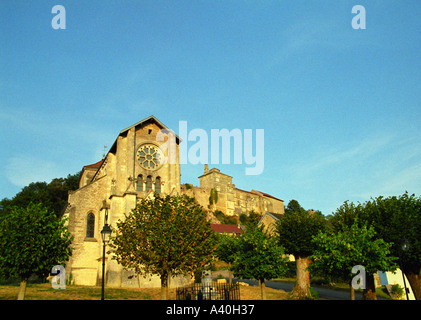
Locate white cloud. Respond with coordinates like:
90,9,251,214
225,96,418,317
5,156,62,187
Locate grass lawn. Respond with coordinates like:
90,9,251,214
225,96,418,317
0,283,154,300
0,283,288,300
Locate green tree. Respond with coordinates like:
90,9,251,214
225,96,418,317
0,203,73,299
209,187,218,211
215,234,239,284
362,193,421,300
330,194,421,300
0,171,81,218
310,220,398,300
328,200,380,298
214,210,238,225
284,199,307,216
328,200,363,232
231,225,288,300
46,173,81,216
238,211,261,227
243,210,261,230
5,182,50,214
111,194,217,300
276,200,326,299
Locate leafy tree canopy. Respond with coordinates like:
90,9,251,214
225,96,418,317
0,202,73,281
310,220,398,281
215,234,238,265
328,193,421,300
231,225,288,282
276,201,326,257
0,171,81,217
229,224,288,299
111,194,217,299
284,199,307,216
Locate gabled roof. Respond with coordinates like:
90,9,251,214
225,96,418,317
120,115,181,141
107,115,181,156
258,211,284,226
91,115,179,182
78,159,105,186
83,160,104,169
211,224,243,235
198,167,233,179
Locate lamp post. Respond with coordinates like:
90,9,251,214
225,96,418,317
401,239,410,300
100,201,112,300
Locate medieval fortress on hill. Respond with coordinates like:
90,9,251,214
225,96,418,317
64,115,284,288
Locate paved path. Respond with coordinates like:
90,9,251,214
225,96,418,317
233,278,384,300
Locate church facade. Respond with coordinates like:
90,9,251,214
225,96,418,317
63,115,284,288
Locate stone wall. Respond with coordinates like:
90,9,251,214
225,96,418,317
191,166,284,217
65,175,108,286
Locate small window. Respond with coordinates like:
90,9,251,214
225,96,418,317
155,176,161,194
86,213,95,238
146,176,152,192
136,174,143,192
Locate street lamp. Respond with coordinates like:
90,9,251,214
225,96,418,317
101,224,112,243
401,240,409,252
401,239,410,300
100,201,112,300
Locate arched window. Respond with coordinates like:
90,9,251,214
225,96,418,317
136,174,143,192
146,176,152,192
155,176,161,194
86,212,95,238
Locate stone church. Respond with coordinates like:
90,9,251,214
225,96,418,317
64,115,284,288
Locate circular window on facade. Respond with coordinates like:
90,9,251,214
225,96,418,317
136,144,164,170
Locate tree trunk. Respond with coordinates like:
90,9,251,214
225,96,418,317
292,256,312,299
17,279,27,300
362,274,377,300
403,268,421,300
259,279,267,300
160,273,168,300
349,282,355,300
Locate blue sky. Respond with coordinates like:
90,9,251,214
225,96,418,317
1,1,421,215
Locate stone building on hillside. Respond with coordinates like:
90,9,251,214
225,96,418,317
63,115,284,288
182,165,284,216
